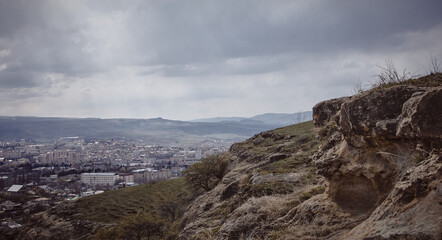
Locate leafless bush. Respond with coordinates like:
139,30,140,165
295,110,305,123
352,78,364,94
371,60,415,88
429,55,440,74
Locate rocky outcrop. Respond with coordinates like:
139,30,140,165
179,74,442,239
311,81,442,239
338,86,442,140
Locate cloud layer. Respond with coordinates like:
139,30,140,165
1,0,441,120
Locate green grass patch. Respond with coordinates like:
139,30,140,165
258,121,320,174
234,121,316,157
76,178,191,223
272,121,315,136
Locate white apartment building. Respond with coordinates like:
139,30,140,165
131,168,171,183
80,173,118,186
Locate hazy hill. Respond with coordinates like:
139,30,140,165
191,111,313,126
0,116,287,144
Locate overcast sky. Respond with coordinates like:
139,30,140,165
0,0,441,120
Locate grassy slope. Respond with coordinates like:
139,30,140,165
236,121,322,199
75,178,191,223
233,121,319,175
265,121,319,173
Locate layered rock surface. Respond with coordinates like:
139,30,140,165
312,81,441,239
179,74,442,240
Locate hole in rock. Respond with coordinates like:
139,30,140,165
330,175,378,214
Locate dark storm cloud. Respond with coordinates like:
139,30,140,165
0,69,38,88
128,0,442,66
0,1,31,37
0,0,104,81
0,0,441,119
1,0,442,77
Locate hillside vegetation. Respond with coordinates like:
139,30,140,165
15,178,194,239
77,178,191,223
179,120,325,239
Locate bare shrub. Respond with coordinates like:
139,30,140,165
352,78,364,94
429,55,440,74
295,110,305,123
371,60,415,88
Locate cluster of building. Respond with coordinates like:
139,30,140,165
0,137,232,170
0,137,234,232
35,150,83,165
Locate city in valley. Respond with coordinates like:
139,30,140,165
0,136,232,227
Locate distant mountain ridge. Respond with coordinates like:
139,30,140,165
0,113,311,144
191,111,312,126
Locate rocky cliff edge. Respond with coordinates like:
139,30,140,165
179,74,442,240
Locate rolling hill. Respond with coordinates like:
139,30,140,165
0,114,310,144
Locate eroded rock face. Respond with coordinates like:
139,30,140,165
345,154,442,239
179,78,441,240
336,86,442,142
339,86,419,138
312,83,442,239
